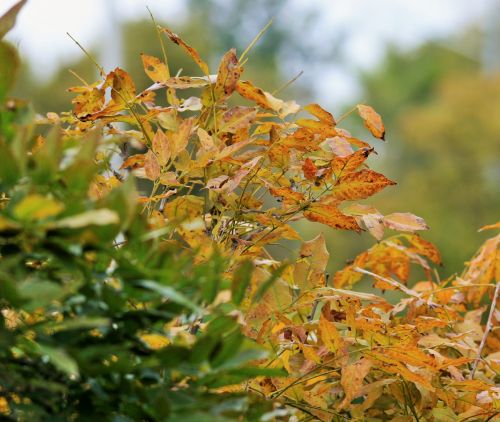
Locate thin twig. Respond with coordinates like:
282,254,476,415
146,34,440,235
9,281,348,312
354,267,421,299
272,70,304,96
470,282,499,379
67,33,105,76
147,6,170,78
239,18,273,64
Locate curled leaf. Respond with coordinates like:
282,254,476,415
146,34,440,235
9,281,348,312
357,104,385,140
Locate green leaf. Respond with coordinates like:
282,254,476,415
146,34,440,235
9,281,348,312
137,279,202,313
0,0,27,39
17,280,64,309
38,345,79,379
231,260,253,305
42,317,110,333
53,209,119,228
0,41,19,102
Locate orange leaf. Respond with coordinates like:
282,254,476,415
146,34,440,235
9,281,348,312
304,103,336,126
151,129,171,166
479,222,500,232
357,104,385,140
302,158,317,180
220,106,257,134
71,87,105,118
383,213,429,232
269,187,305,206
299,233,330,272
318,313,342,353
333,169,396,201
214,48,242,100
406,234,442,265
331,147,373,177
304,204,361,232
121,154,145,170
171,118,194,157
110,68,136,105
144,150,160,180
236,80,273,109
339,358,373,410
140,53,169,83
162,29,209,75
295,119,336,137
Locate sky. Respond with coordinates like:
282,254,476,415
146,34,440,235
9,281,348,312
2,0,492,103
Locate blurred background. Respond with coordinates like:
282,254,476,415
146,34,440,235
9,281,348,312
4,0,499,277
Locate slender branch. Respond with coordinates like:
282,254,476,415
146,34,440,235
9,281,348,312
272,70,304,96
67,32,105,76
239,18,273,64
147,7,170,78
470,282,499,379
354,267,422,299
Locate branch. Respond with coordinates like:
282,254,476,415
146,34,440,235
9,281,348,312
470,282,499,379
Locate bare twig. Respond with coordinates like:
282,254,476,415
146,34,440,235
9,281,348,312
354,267,421,299
470,282,499,379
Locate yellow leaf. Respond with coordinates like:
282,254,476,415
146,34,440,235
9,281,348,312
299,234,330,273
13,194,64,221
144,150,160,180
304,103,336,125
140,53,169,83
197,127,215,150
109,68,136,105
151,129,171,166
383,213,429,232
333,169,396,201
219,106,257,134
171,117,194,157
357,104,385,140
339,358,373,409
318,313,342,353
140,333,170,350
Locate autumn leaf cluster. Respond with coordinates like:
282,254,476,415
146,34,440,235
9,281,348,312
0,3,499,420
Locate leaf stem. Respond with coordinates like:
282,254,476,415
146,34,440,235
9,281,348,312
470,282,499,379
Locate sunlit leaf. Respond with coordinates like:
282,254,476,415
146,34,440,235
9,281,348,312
304,203,361,231
383,212,429,232
53,209,119,228
13,194,64,221
357,104,385,140
333,169,396,201
215,48,242,100
141,53,169,83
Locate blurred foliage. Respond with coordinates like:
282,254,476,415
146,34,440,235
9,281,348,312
361,38,500,275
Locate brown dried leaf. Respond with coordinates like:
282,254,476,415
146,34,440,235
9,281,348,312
162,28,209,75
